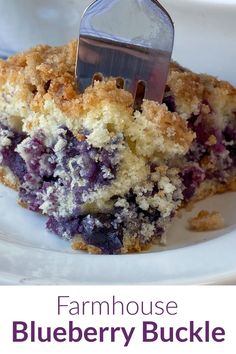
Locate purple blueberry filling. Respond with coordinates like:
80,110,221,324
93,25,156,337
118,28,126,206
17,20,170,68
180,166,205,201
19,127,121,214
223,126,236,142
46,187,166,254
1,103,235,253
161,98,236,202
47,216,82,240
23,133,56,179
0,122,182,253
59,128,118,189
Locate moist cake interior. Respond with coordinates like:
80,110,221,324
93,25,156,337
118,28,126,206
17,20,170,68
0,41,235,254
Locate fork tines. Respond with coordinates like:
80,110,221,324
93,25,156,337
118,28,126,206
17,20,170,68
76,0,174,107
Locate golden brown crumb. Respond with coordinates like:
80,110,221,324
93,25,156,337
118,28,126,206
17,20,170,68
188,210,225,231
0,166,19,190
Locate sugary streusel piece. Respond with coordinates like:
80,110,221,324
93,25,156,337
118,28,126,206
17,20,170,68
188,210,225,231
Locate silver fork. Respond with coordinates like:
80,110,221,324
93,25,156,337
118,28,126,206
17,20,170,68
76,0,174,106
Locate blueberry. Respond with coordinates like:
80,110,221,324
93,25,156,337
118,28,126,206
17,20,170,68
80,215,123,254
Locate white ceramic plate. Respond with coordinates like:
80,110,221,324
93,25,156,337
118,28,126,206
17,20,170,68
0,184,236,285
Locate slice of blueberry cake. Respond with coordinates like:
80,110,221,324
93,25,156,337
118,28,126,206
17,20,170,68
0,41,235,254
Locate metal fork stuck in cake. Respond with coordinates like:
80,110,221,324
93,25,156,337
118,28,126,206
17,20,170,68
76,0,174,107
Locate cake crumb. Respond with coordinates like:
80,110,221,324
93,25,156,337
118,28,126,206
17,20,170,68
188,210,225,231
206,135,217,146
